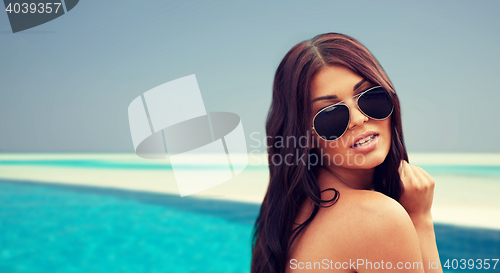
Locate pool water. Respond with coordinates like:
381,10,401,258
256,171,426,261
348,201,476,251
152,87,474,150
0,180,499,273
0,180,258,273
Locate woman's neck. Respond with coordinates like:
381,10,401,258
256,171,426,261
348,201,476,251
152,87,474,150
318,164,375,191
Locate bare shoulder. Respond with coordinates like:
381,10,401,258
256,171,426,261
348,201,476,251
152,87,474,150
319,188,412,227
289,189,425,272
350,189,410,222
316,189,424,269
332,189,417,238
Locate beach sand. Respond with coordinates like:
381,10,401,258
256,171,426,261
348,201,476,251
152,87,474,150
0,153,499,230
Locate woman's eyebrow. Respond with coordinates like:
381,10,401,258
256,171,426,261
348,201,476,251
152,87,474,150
311,78,367,104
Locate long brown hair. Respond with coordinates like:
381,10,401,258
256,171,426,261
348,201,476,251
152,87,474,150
250,33,409,273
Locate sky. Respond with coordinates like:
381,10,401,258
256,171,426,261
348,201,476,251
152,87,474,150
1,0,499,153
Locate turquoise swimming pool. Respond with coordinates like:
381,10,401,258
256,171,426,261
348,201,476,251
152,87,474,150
0,180,499,272
0,180,257,273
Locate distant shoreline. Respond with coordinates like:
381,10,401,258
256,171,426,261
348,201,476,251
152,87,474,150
2,152,500,165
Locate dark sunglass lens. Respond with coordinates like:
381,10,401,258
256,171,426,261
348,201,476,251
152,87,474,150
313,105,349,141
358,87,393,119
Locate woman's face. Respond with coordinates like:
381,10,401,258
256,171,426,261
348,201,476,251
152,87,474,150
310,65,392,169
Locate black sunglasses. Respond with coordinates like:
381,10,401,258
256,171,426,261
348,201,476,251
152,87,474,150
312,86,394,141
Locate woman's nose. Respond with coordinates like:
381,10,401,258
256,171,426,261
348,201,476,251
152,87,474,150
347,102,368,130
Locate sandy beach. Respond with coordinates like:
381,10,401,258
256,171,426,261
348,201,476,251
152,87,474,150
0,153,499,230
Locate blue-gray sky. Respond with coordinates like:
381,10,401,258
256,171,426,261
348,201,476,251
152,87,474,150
1,0,499,153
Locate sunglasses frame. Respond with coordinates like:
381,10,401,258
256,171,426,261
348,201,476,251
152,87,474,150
311,85,394,142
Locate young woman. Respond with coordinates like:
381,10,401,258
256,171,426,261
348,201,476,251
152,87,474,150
251,33,441,273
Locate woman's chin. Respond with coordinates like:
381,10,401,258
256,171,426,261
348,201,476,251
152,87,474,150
339,149,388,169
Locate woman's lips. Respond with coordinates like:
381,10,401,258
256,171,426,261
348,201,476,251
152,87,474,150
351,134,379,154
350,130,379,148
